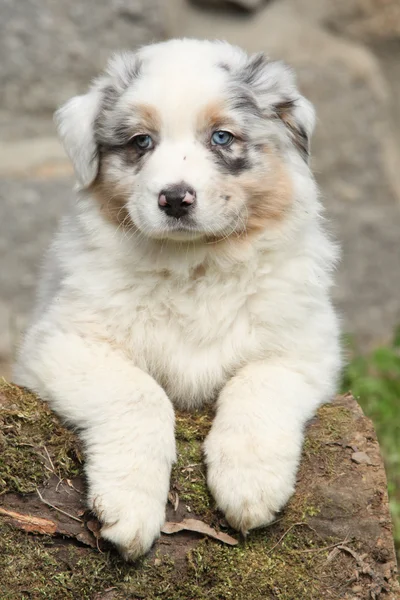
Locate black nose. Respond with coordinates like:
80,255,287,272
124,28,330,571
158,184,196,219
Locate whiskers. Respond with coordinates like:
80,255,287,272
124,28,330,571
205,206,248,245
97,177,249,259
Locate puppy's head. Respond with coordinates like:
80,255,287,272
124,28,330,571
56,39,315,242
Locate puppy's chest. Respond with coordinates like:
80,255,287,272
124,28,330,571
111,270,266,404
129,272,257,345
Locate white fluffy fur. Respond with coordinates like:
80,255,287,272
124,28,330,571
14,39,341,561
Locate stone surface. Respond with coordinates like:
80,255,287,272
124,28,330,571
0,174,74,378
1,383,399,598
191,0,265,11
0,0,164,120
281,0,400,42
0,138,71,177
325,0,400,42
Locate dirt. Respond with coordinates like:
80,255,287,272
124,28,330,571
0,381,398,599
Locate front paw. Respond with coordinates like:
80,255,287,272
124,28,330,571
204,435,299,534
90,489,166,561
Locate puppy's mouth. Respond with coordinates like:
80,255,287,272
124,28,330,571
166,215,197,230
160,218,206,241
134,213,206,241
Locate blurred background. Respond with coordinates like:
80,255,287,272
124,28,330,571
0,0,399,554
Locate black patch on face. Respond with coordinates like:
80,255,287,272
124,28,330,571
231,90,262,120
274,99,296,115
102,120,136,147
101,136,150,163
97,142,149,179
218,62,231,73
97,121,158,174
101,84,119,113
241,52,268,86
212,146,252,176
95,118,132,149
291,124,309,162
231,55,311,163
94,58,142,147
274,99,309,162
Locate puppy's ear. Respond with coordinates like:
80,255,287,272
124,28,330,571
241,54,316,162
273,95,315,162
55,89,102,188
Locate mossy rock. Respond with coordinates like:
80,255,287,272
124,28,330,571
0,381,398,599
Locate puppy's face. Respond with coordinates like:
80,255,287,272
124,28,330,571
57,40,315,242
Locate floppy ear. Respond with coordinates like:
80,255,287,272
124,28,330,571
242,54,316,162
54,89,102,188
273,95,315,162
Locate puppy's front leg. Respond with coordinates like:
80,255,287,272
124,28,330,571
83,367,175,561
15,331,175,560
204,361,332,533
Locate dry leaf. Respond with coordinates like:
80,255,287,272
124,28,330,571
167,491,179,512
161,518,238,546
86,518,101,538
0,475,98,548
0,507,57,534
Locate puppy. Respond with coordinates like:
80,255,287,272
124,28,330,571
14,39,341,561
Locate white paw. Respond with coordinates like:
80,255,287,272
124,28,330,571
90,489,166,561
205,434,299,534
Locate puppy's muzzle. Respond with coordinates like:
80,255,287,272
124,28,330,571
158,183,196,219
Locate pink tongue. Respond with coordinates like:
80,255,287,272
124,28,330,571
159,194,167,207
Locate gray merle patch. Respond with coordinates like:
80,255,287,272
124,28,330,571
212,147,252,176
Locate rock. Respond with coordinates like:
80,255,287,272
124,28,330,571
281,0,400,158
191,0,265,12
0,138,70,177
167,0,400,349
0,0,164,120
351,451,373,465
280,0,400,43
0,173,74,377
0,382,398,599
324,0,400,43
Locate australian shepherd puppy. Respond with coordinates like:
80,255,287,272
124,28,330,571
14,39,341,561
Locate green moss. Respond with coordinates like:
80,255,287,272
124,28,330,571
172,409,215,519
182,530,335,600
0,381,82,494
303,405,353,476
287,403,353,523
0,516,348,600
0,522,130,600
314,404,353,443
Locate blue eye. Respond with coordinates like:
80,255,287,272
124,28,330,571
132,134,154,150
211,130,234,146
